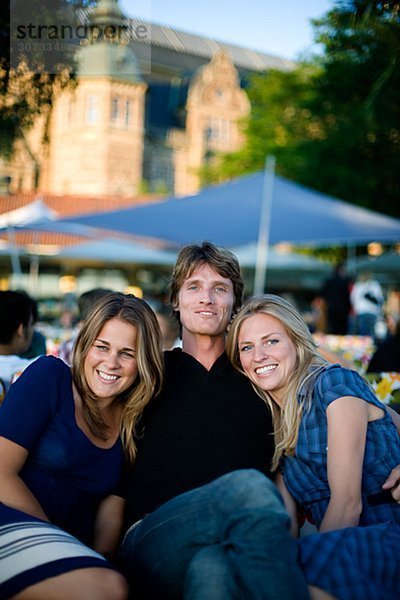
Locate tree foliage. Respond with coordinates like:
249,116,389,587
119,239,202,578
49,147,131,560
203,0,400,217
0,0,96,156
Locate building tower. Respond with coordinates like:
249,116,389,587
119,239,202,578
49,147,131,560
170,51,250,196
43,0,147,196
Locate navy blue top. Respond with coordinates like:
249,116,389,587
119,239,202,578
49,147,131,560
0,356,124,543
283,365,400,527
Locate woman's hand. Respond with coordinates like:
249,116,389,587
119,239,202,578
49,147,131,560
382,466,400,503
386,406,400,435
379,407,400,503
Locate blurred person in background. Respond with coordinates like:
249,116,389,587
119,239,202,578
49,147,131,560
155,309,180,350
350,272,384,338
321,262,352,335
0,291,37,392
367,312,400,373
58,288,113,365
19,294,47,359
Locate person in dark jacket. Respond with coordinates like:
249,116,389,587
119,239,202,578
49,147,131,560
367,313,400,373
321,262,352,335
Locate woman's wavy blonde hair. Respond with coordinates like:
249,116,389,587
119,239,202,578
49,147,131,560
226,294,327,470
72,292,163,465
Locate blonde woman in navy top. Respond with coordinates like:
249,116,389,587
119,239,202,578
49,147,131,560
0,293,163,599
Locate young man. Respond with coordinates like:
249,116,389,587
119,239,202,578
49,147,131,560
0,291,36,392
119,242,310,599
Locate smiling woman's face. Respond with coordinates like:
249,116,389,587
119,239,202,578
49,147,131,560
84,317,138,405
238,313,297,406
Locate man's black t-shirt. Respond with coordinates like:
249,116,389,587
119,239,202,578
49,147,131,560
125,349,275,526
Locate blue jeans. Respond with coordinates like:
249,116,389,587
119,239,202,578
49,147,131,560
119,469,309,599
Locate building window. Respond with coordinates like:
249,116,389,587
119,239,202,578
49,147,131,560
143,146,174,194
111,97,119,123
86,95,98,124
125,99,131,127
206,117,231,144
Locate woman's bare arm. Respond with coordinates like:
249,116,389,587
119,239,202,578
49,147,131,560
0,436,49,520
93,494,125,559
320,396,368,532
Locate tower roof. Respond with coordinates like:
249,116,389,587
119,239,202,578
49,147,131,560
77,43,143,82
76,0,143,83
88,0,125,27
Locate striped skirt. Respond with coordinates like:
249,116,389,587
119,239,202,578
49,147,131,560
0,504,113,599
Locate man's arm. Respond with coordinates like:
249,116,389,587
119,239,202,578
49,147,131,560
381,408,400,503
386,406,400,435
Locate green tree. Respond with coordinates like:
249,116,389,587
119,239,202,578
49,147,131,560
203,0,400,217
304,0,400,216
0,0,96,158
200,65,323,185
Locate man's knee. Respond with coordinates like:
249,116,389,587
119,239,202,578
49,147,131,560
223,468,276,489
184,546,235,599
216,469,284,511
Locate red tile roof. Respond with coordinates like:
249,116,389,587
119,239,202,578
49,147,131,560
0,193,162,218
0,193,164,249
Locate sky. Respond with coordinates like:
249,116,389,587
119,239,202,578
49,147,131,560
119,0,335,61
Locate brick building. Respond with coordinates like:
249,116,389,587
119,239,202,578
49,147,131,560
1,0,292,199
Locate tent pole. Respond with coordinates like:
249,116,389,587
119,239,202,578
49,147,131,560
29,230,40,296
254,155,275,295
7,226,22,287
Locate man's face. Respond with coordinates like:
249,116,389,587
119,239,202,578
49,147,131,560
176,263,235,340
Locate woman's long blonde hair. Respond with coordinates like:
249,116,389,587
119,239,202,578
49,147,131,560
72,293,163,465
226,294,327,470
